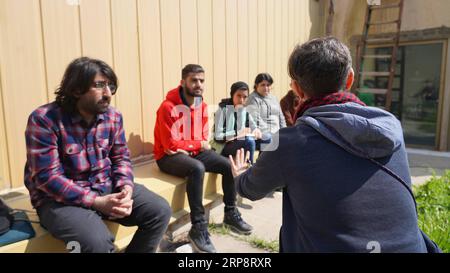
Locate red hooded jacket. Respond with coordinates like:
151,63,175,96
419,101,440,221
154,86,209,160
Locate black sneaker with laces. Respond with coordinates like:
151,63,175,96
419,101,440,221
188,222,216,253
223,208,253,235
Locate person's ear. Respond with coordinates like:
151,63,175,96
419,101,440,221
291,79,308,101
345,68,354,91
180,79,185,87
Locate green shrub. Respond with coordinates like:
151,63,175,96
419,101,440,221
413,170,450,253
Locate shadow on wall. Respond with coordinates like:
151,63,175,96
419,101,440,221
127,132,154,158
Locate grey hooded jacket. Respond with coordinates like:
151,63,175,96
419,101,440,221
246,91,286,135
235,102,427,252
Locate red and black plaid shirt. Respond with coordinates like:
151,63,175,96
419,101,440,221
24,102,134,209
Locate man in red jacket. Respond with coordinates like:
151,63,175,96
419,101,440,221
154,64,252,253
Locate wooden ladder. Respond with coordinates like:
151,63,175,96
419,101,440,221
354,0,404,111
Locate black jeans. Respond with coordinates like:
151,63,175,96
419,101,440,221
37,184,171,253
157,149,236,224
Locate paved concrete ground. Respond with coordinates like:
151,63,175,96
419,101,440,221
208,192,282,253
407,148,450,185
162,192,281,253
168,149,449,253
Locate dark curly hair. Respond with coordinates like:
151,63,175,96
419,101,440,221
55,57,117,113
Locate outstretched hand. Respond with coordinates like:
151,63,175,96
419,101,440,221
228,148,251,178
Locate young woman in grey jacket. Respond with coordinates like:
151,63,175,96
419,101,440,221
246,73,286,149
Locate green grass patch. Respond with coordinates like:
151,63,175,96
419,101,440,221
208,223,279,252
208,223,232,236
247,236,279,252
413,170,450,253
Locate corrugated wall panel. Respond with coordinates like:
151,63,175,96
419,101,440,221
138,0,165,154
273,0,282,98
257,0,267,73
180,0,199,66
41,0,82,97
280,0,289,99
160,0,182,94
237,0,249,85
225,0,238,91
0,65,11,191
79,0,115,107
79,0,114,63
0,0,48,189
248,0,258,87
266,0,276,91
197,0,215,105
111,0,144,157
212,0,227,101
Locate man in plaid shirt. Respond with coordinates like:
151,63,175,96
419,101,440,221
24,57,171,253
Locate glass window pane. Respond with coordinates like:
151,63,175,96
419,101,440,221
401,43,442,148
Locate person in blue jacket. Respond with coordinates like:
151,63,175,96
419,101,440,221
229,37,429,253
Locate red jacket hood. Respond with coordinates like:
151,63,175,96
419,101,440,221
165,87,184,105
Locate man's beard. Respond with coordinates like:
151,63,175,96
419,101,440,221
88,97,110,115
185,85,203,98
97,99,110,113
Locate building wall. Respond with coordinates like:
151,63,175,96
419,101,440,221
0,0,324,191
329,0,450,45
326,0,450,152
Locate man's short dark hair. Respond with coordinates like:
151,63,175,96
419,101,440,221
182,64,205,79
55,57,117,113
288,37,352,97
253,73,273,90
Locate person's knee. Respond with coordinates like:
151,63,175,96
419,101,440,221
76,231,115,253
262,133,272,142
136,189,172,228
157,198,172,225
244,137,256,150
190,161,206,178
221,158,232,173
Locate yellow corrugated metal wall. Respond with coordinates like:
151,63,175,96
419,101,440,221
0,0,324,190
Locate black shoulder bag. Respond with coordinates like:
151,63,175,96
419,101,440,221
0,199,13,235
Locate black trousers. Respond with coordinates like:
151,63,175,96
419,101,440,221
157,149,236,224
37,184,171,253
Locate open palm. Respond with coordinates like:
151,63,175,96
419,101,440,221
228,148,251,177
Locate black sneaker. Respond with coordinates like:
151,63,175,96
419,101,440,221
188,222,216,253
223,208,253,235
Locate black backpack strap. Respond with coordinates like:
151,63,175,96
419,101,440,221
365,156,417,212
245,111,250,128
222,109,228,141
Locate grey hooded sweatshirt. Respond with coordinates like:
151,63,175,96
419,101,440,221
235,102,427,253
246,91,286,135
